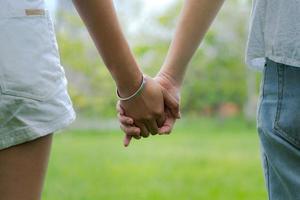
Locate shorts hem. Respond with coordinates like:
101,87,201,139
0,108,76,150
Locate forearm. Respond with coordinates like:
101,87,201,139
73,0,142,96
160,0,225,87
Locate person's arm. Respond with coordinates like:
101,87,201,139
72,0,141,96
73,0,165,136
159,0,225,87
118,0,225,146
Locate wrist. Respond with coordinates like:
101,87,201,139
157,69,182,89
116,70,144,98
116,75,146,101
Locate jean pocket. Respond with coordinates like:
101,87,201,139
273,65,300,149
0,10,64,101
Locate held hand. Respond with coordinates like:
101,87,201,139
118,76,165,138
117,72,181,147
119,107,176,147
154,71,181,118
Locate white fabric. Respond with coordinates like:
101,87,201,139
0,0,76,150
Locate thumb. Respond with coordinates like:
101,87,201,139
161,88,181,119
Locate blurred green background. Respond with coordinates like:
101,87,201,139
43,0,266,199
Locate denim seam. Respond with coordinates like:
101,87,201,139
273,65,300,149
274,65,284,124
264,153,271,200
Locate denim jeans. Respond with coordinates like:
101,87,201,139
257,58,300,200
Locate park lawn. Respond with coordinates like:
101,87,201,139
43,118,267,200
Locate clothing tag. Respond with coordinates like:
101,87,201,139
25,9,45,16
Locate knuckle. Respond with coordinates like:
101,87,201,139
120,117,127,124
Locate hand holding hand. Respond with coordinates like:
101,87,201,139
117,75,165,139
118,72,181,146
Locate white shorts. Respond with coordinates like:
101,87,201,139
0,0,76,150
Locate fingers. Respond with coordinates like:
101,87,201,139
117,104,140,139
162,88,181,119
146,120,159,135
120,112,176,147
116,101,125,115
123,135,132,147
118,113,134,126
156,112,166,127
119,124,141,138
135,122,150,138
158,111,176,135
117,93,178,147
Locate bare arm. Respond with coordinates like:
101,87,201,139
72,0,142,96
118,0,226,145
159,0,225,87
73,0,166,137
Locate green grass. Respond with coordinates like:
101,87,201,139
43,117,267,200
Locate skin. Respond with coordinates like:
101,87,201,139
1,0,225,196
119,74,181,146
0,1,225,199
0,134,53,200
118,0,225,146
0,1,181,199
72,0,180,137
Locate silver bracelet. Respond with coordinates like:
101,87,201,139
116,76,146,101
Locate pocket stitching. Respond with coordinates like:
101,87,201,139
273,65,300,148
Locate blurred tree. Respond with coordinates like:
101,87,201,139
129,0,258,118
54,0,260,119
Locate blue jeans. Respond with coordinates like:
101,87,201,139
257,58,300,200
